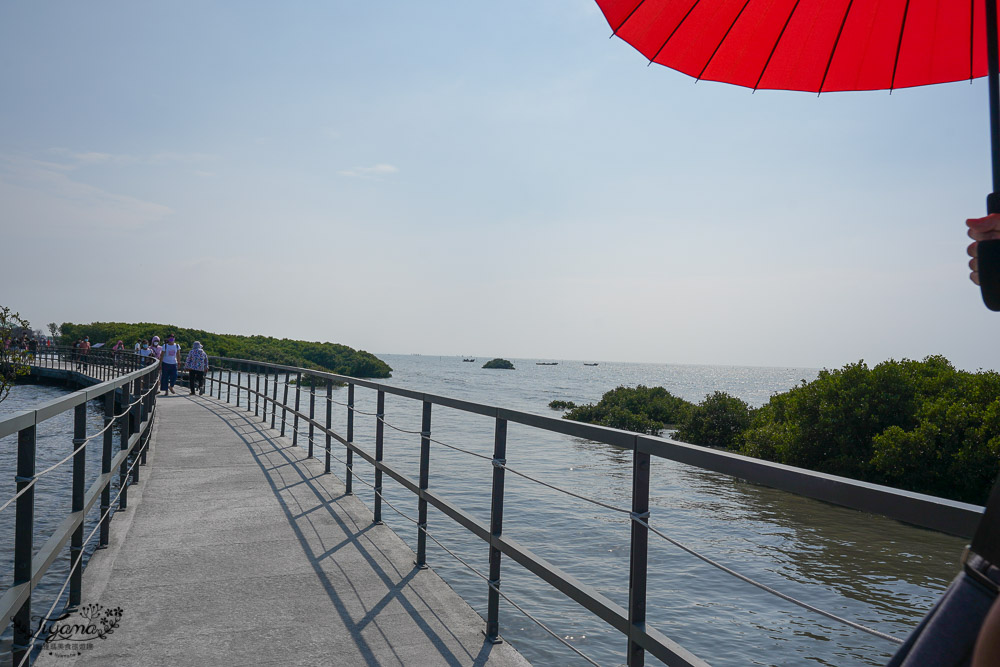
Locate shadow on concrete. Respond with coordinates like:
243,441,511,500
186,395,501,667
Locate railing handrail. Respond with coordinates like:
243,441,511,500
1,349,160,666
205,354,984,538
0,349,160,439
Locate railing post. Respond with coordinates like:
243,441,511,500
374,390,385,525
255,365,261,416
12,423,37,667
262,368,269,420
281,373,289,436
119,382,131,510
227,367,233,404
100,392,114,548
130,379,141,484
346,383,354,495
325,380,332,474
69,403,87,608
293,372,302,447
627,446,651,667
416,400,431,568
271,370,279,429
139,375,153,466
236,366,242,407
308,380,316,458
485,416,508,643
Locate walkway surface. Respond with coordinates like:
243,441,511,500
38,392,530,667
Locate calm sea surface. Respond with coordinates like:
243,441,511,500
1,357,968,666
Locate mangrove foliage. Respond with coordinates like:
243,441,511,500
558,356,1000,505
58,322,392,379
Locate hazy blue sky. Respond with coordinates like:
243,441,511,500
1,1,995,370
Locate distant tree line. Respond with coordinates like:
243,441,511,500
555,356,1000,505
58,322,392,379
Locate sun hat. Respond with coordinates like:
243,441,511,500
192,341,202,350
151,336,160,343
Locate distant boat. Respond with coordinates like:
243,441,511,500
583,363,599,366
463,358,475,362
536,362,558,366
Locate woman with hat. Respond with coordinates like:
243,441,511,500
184,341,209,395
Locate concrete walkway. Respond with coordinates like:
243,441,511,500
37,392,529,667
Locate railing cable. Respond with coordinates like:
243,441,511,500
0,381,158,516
321,446,603,667
16,443,148,666
635,518,903,645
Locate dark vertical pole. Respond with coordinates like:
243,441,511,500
130,379,141,484
138,374,148,466
308,381,316,458
69,403,87,608
271,371,279,429
255,366,261,416
981,0,1000,309
345,383,354,495
236,367,242,407
100,392,114,547
281,373,289,436
416,400,431,568
293,372,301,447
325,380,333,473
119,382,131,510
374,390,385,525
227,368,232,404
485,417,508,642
262,369,269,420
12,424,36,667
627,448,651,667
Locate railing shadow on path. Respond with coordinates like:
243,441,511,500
187,396,504,667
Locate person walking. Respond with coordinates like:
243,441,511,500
184,341,209,395
158,335,181,395
79,337,91,372
112,340,125,368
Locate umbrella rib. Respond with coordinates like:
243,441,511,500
817,0,856,94
613,0,650,36
697,0,753,81
648,0,704,64
889,0,912,92
753,0,804,91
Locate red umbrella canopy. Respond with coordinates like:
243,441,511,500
598,0,996,92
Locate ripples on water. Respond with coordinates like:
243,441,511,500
3,358,967,666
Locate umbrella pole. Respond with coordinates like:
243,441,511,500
981,0,1000,309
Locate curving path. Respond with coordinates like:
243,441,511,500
35,392,529,667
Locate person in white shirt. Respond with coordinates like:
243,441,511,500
159,335,182,395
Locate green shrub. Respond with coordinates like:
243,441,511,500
676,391,751,449
563,385,693,435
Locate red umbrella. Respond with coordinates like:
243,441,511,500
595,0,1000,310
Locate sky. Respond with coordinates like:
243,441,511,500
0,1,996,371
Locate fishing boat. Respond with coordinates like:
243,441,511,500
583,363,599,366
536,362,558,366
462,358,475,362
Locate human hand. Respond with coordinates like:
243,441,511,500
967,214,1000,285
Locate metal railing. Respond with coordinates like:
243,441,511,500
0,348,160,666
202,355,985,667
